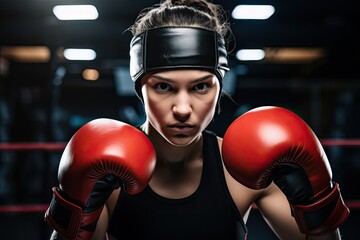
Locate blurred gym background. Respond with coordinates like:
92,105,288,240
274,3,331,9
0,0,359,239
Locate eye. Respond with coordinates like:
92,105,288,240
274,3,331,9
192,83,210,93
154,82,172,92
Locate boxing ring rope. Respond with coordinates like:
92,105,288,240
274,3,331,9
1,139,360,151
0,204,49,213
0,142,66,151
320,139,360,147
0,139,359,214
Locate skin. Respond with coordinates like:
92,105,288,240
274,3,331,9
51,69,342,240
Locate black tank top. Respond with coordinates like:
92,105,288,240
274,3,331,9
107,130,248,240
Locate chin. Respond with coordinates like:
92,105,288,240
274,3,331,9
165,134,199,147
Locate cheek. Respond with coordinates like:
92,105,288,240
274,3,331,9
143,92,168,124
142,86,156,114
197,94,219,123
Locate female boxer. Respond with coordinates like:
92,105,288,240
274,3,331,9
45,1,348,239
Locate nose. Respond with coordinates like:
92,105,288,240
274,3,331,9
172,91,192,122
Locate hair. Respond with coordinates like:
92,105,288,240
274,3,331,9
130,0,231,39
130,0,234,114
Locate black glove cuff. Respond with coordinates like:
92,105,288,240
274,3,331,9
44,187,82,239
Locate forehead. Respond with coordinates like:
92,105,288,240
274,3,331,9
143,69,216,84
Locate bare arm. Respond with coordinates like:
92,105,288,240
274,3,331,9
92,188,121,240
255,183,305,239
91,205,110,240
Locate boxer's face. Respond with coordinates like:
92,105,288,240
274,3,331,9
141,69,220,146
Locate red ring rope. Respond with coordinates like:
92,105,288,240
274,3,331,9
0,143,66,151
0,139,359,151
0,204,49,213
321,139,360,147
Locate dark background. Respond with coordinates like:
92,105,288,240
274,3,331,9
0,0,359,239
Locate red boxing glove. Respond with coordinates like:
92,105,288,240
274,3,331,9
44,118,156,239
222,106,349,235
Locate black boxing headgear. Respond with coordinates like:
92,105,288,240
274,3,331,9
129,26,229,100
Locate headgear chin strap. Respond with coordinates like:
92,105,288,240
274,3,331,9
129,26,229,99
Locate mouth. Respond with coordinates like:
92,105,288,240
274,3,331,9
168,124,195,134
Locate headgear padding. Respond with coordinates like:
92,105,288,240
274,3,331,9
129,27,229,99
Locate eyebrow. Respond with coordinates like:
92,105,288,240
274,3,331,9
151,74,214,83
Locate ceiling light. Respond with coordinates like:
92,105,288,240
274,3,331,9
63,48,96,61
236,49,265,61
232,5,275,20
53,5,99,20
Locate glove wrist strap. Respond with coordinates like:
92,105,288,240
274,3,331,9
291,183,349,235
44,187,102,240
